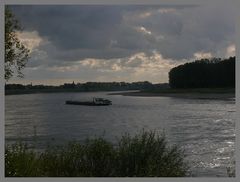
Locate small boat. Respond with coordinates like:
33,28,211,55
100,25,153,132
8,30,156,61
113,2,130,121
65,97,112,106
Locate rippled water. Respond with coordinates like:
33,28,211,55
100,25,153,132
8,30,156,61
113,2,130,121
5,91,235,177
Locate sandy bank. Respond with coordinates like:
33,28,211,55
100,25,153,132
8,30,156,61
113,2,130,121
109,91,235,100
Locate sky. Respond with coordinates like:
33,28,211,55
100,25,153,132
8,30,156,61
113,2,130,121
8,3,236,85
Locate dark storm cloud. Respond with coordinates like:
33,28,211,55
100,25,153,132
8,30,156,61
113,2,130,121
10,4,235,67
123,4,235,59
11,5,124,50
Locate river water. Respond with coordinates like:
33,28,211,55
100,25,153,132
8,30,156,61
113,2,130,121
5,91,235,177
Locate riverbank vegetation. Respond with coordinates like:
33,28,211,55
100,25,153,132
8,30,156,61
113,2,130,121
5,82,169,95
5,130,188,177
169,57,235,89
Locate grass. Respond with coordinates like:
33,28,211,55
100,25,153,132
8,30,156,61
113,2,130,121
226,160,236,177
5,130,189,177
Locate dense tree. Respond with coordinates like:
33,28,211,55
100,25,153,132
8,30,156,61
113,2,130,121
169,57,235,88
5,6,30,80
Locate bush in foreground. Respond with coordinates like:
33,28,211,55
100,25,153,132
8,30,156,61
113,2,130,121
5,130,189,177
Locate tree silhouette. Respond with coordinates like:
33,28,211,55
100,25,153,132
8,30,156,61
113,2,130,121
5,6,30,80
169,57,235,88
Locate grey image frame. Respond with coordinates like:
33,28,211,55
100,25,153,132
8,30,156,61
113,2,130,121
0,0,239,181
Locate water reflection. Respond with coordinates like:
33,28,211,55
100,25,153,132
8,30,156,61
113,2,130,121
5,91,235,177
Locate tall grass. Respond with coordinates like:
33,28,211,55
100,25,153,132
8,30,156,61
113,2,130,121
5,130,189,177
226,159,236,177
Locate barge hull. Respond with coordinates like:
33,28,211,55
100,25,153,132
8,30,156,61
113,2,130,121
65,101,111,106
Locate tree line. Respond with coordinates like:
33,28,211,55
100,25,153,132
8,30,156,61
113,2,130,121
5,81,169,92
169,57,235,89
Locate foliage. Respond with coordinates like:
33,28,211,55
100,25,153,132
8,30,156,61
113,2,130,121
5,143,41,176
169,57,235,89
5,130,188,177
115,131,187,177
5,82,169,95
226,159,235,177
5,6,30,80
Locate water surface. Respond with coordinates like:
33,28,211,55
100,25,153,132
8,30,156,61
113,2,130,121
5,92,235,177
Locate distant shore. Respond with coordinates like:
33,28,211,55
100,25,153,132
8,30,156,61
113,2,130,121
5,89,123,95
5,87,235,100
109,88,235,100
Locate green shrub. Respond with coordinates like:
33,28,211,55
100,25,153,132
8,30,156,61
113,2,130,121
115,131,187,177
5,130,188,177
5,143,41,177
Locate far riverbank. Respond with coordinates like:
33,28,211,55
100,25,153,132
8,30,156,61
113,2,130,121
109,88,235,100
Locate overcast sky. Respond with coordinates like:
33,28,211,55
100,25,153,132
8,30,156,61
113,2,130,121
9,3,236,85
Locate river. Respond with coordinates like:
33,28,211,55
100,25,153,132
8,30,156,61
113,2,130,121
5,91,235,177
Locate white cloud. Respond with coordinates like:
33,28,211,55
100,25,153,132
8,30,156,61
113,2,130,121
193,52,213,59
77,51,182,83
139,11,152,18
35,51,181,83
17,31,43,52
47,65,80,73
135,26,152,35
21,50,191,83
226,44,235,57
158,8,176,14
